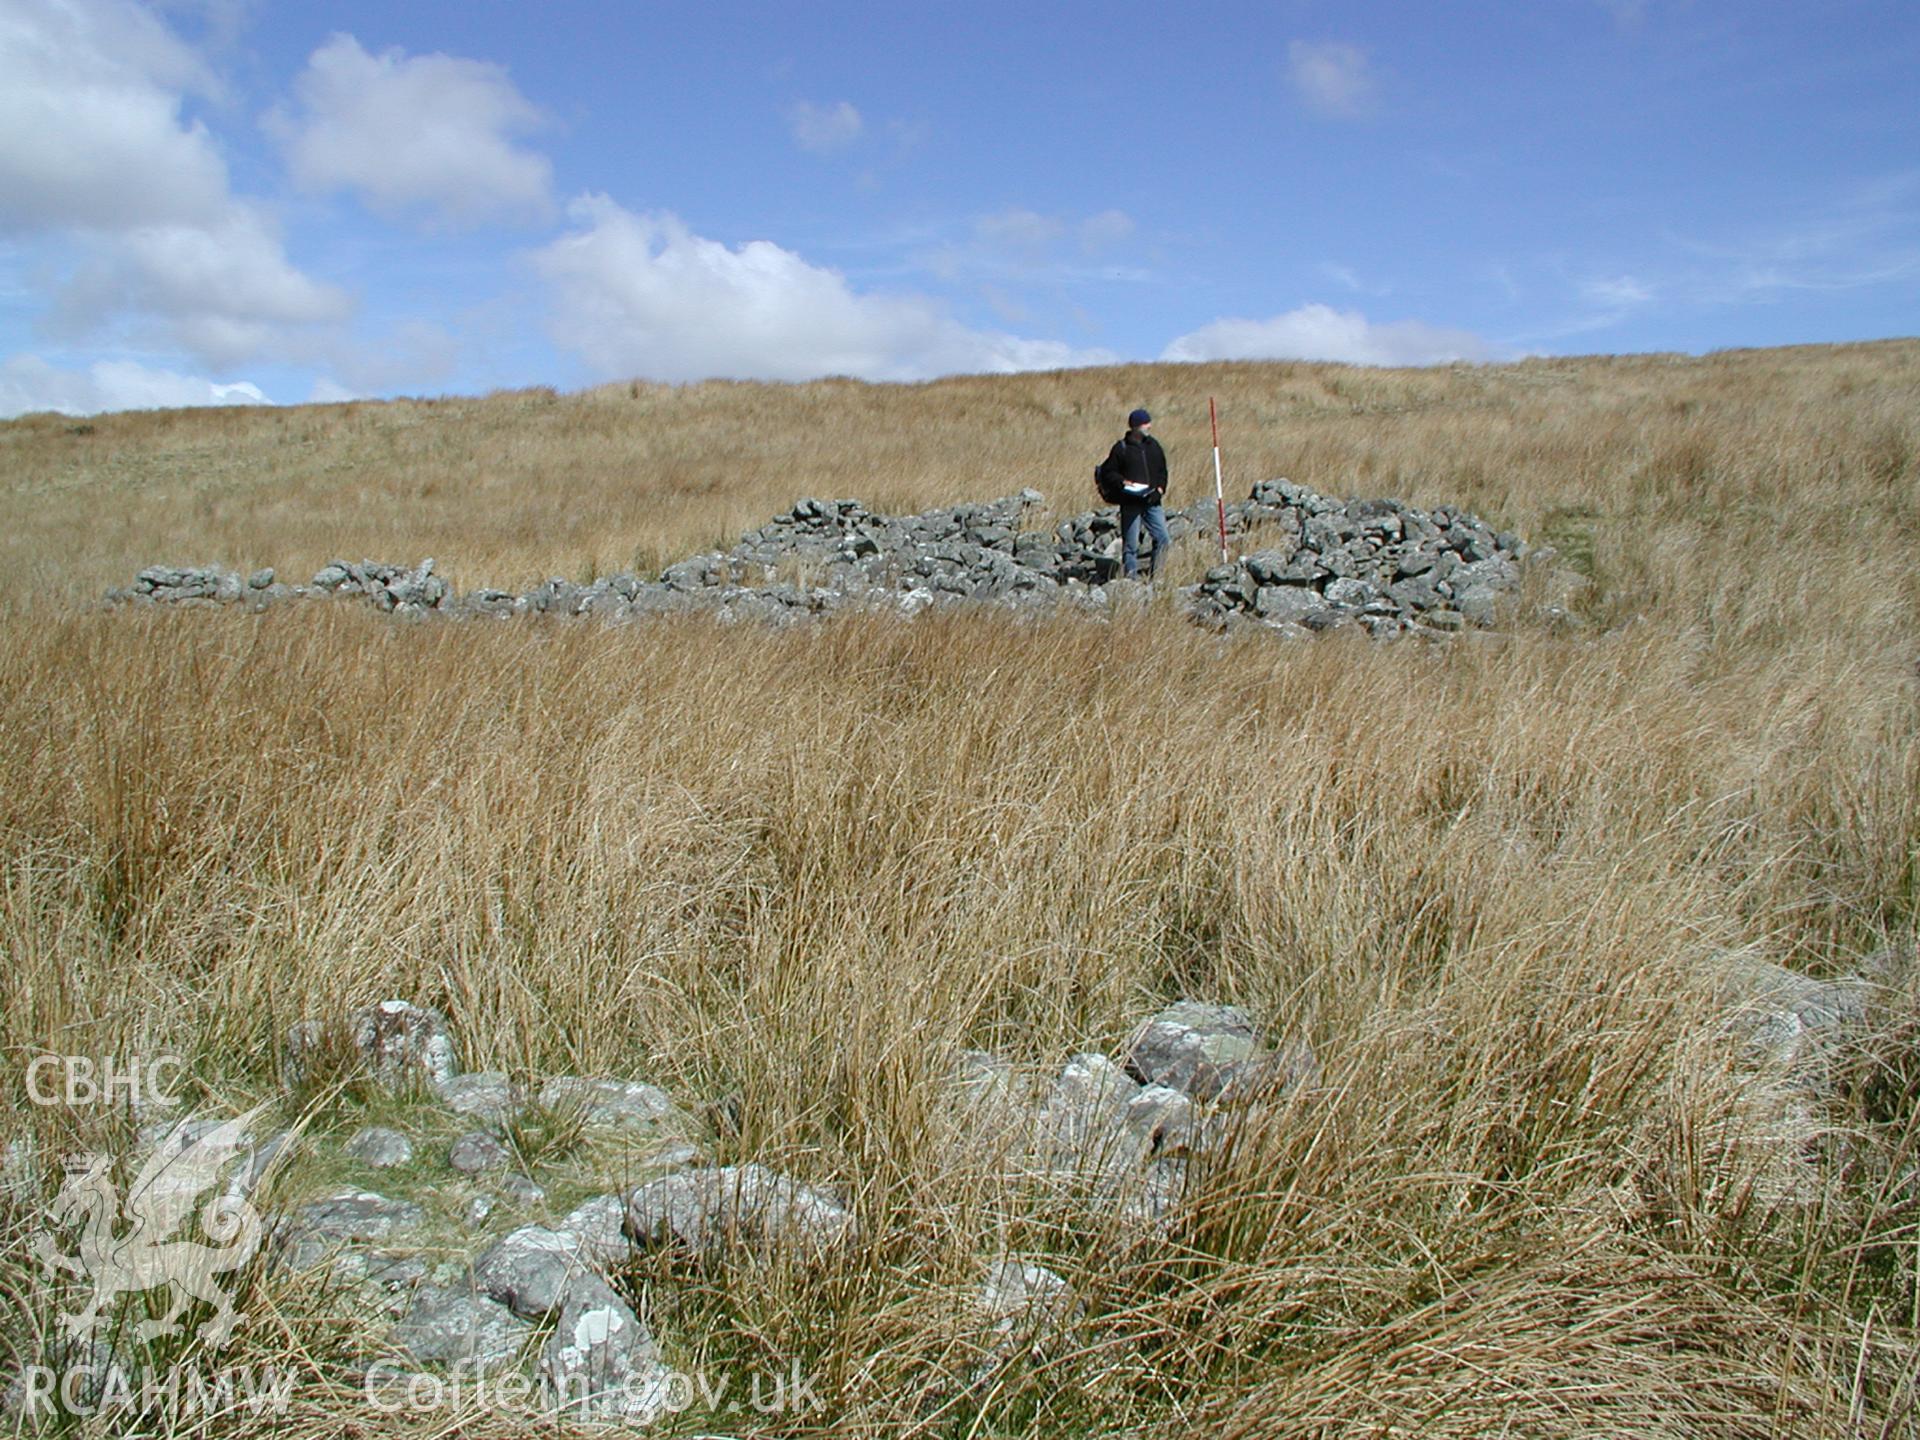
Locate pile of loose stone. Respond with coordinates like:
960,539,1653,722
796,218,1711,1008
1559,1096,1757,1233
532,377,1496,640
11,998,1320,1425
106,478,1545,637
12,950,1905,1425
1189,481,1526,635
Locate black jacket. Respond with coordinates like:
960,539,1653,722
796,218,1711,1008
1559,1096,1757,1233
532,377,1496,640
1104,430,1169,503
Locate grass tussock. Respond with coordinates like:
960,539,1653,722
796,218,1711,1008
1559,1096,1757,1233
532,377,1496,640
0,341,1917,1435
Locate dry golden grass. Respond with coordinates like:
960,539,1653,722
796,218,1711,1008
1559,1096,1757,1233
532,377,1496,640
0,341,1917,1436
3,339,1913,610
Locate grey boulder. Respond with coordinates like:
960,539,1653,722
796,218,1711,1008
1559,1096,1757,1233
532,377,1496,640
539,1075,677,1128
1035,1054,1142,1172
393,1284,531,1375
449,1129,511,1174
1720,959,1873,1076
433,1071,524,1124
275,1189,425,1273
284,999,457,1091
978,1257,1076,1340
624,1164,855,1259
558,1194,634,1267
541,1275,672,1423
343,1126,414,1169
1125,1002,1261,1100
471,1225,596,1320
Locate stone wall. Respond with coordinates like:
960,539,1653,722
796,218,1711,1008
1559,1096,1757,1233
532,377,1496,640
107,479,1546,638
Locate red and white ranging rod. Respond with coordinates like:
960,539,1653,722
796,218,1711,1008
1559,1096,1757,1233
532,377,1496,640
1210,396,1229,563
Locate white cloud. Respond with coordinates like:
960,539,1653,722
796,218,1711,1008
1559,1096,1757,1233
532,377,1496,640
1163,304,1494,366
1287,40,1378,120
971,207,1136,260
1667,172,1920,299
0,0,230,230
1079,209,1135,252
0,0,353,371
975,208,1065,252
1581,274,1653,308
533,196,1112,383
51,209,351,366
979,284,1029,326
269,34,554,227
307,376,359,404
327,319,461,392
786,99,863,155
923,207,1145,285
0,352,270,417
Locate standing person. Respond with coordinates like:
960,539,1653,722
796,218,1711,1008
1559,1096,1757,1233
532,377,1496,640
1101,407,1171,579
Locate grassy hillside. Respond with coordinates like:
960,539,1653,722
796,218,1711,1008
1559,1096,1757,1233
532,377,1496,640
1,341,1917,1437
3,340,1914,611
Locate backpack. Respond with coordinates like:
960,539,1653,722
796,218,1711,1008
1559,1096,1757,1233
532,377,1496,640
1094,446,1126,505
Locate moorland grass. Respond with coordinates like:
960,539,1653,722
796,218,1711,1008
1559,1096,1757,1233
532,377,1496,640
0,341,1916,1436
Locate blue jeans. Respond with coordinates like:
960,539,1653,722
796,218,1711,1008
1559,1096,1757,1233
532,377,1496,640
1120,501,1170,578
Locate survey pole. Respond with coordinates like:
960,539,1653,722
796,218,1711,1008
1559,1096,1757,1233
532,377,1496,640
1210,396,1229,563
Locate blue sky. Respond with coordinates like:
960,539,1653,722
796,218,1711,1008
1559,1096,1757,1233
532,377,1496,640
3,0,1916,415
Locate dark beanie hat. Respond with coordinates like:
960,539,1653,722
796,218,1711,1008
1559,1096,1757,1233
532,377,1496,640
1128,408,1152,427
